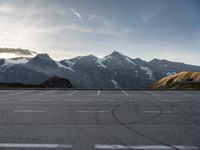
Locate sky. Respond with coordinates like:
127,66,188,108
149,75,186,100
0,0,199,65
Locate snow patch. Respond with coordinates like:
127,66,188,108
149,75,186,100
101,53,137,66
56,61,75,72
1,58,29,67
77,56,83,59
125,57,136,65
63,60,75,67
140,66,153,79
97,59,107,69
100,55,112,62
111,79,118,88
166,72,176,76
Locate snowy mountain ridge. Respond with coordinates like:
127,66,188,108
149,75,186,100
0,51,200,88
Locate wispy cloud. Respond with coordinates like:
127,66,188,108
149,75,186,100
0,48,37,56
69,8,84,23
69,8,97,23
88,15,96,21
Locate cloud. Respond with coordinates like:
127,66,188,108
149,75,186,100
88,15,96,21
69,8,84,23
69,8,96,23
0,48,38,56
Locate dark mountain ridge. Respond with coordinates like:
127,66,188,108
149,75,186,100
0,76,73,88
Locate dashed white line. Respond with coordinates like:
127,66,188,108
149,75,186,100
166,91,192,97
64,99,136,102
22,99,50,102
144,91,158,96
95,144,199,149
68,90,78,96
97,90,101,96
160,100,183,102
151,100,183,102
39,90,56,96
121,90,129,96
64,100,94,102
14,110,46,113
183,93,193,96
10,90,34,95
129,100,136,102
143,111,173,114
77,111,110,113
0,143,72,148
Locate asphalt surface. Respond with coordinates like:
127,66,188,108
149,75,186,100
0,90,199,150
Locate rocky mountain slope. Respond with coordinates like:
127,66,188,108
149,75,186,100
150,71,200,89
0,51,200,88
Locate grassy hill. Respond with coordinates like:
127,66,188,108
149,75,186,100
150,71,200,89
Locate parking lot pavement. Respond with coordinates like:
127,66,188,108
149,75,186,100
0,90,199,150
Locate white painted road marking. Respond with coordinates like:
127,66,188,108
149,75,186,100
68,90,78,96
39,90,56,95
144,91,158,96
95,144,199,149
10,90,34,95
161,100,183,102
166,91,192,96
14,110,46,113
151,100,183,102
63,99,182,102
64,99,135,102
121,90,129,96
183,93,193,96
77,111,110,113
22,99,50,102
0,143,72,148
144,111,173,114
97,90,101,95
64,100,94,102
129,100,136,102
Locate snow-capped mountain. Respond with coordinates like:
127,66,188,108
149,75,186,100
26,54,59,74
148,59,200,79
0,51,200,88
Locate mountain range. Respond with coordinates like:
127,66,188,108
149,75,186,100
0,51,200,88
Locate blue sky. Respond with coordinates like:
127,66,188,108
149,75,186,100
0,0,199,65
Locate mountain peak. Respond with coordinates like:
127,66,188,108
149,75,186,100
27,53,58,70
34,53,52,60
84,55,97,59
110,51,125,57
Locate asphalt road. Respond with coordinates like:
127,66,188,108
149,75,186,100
0,90,199,150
